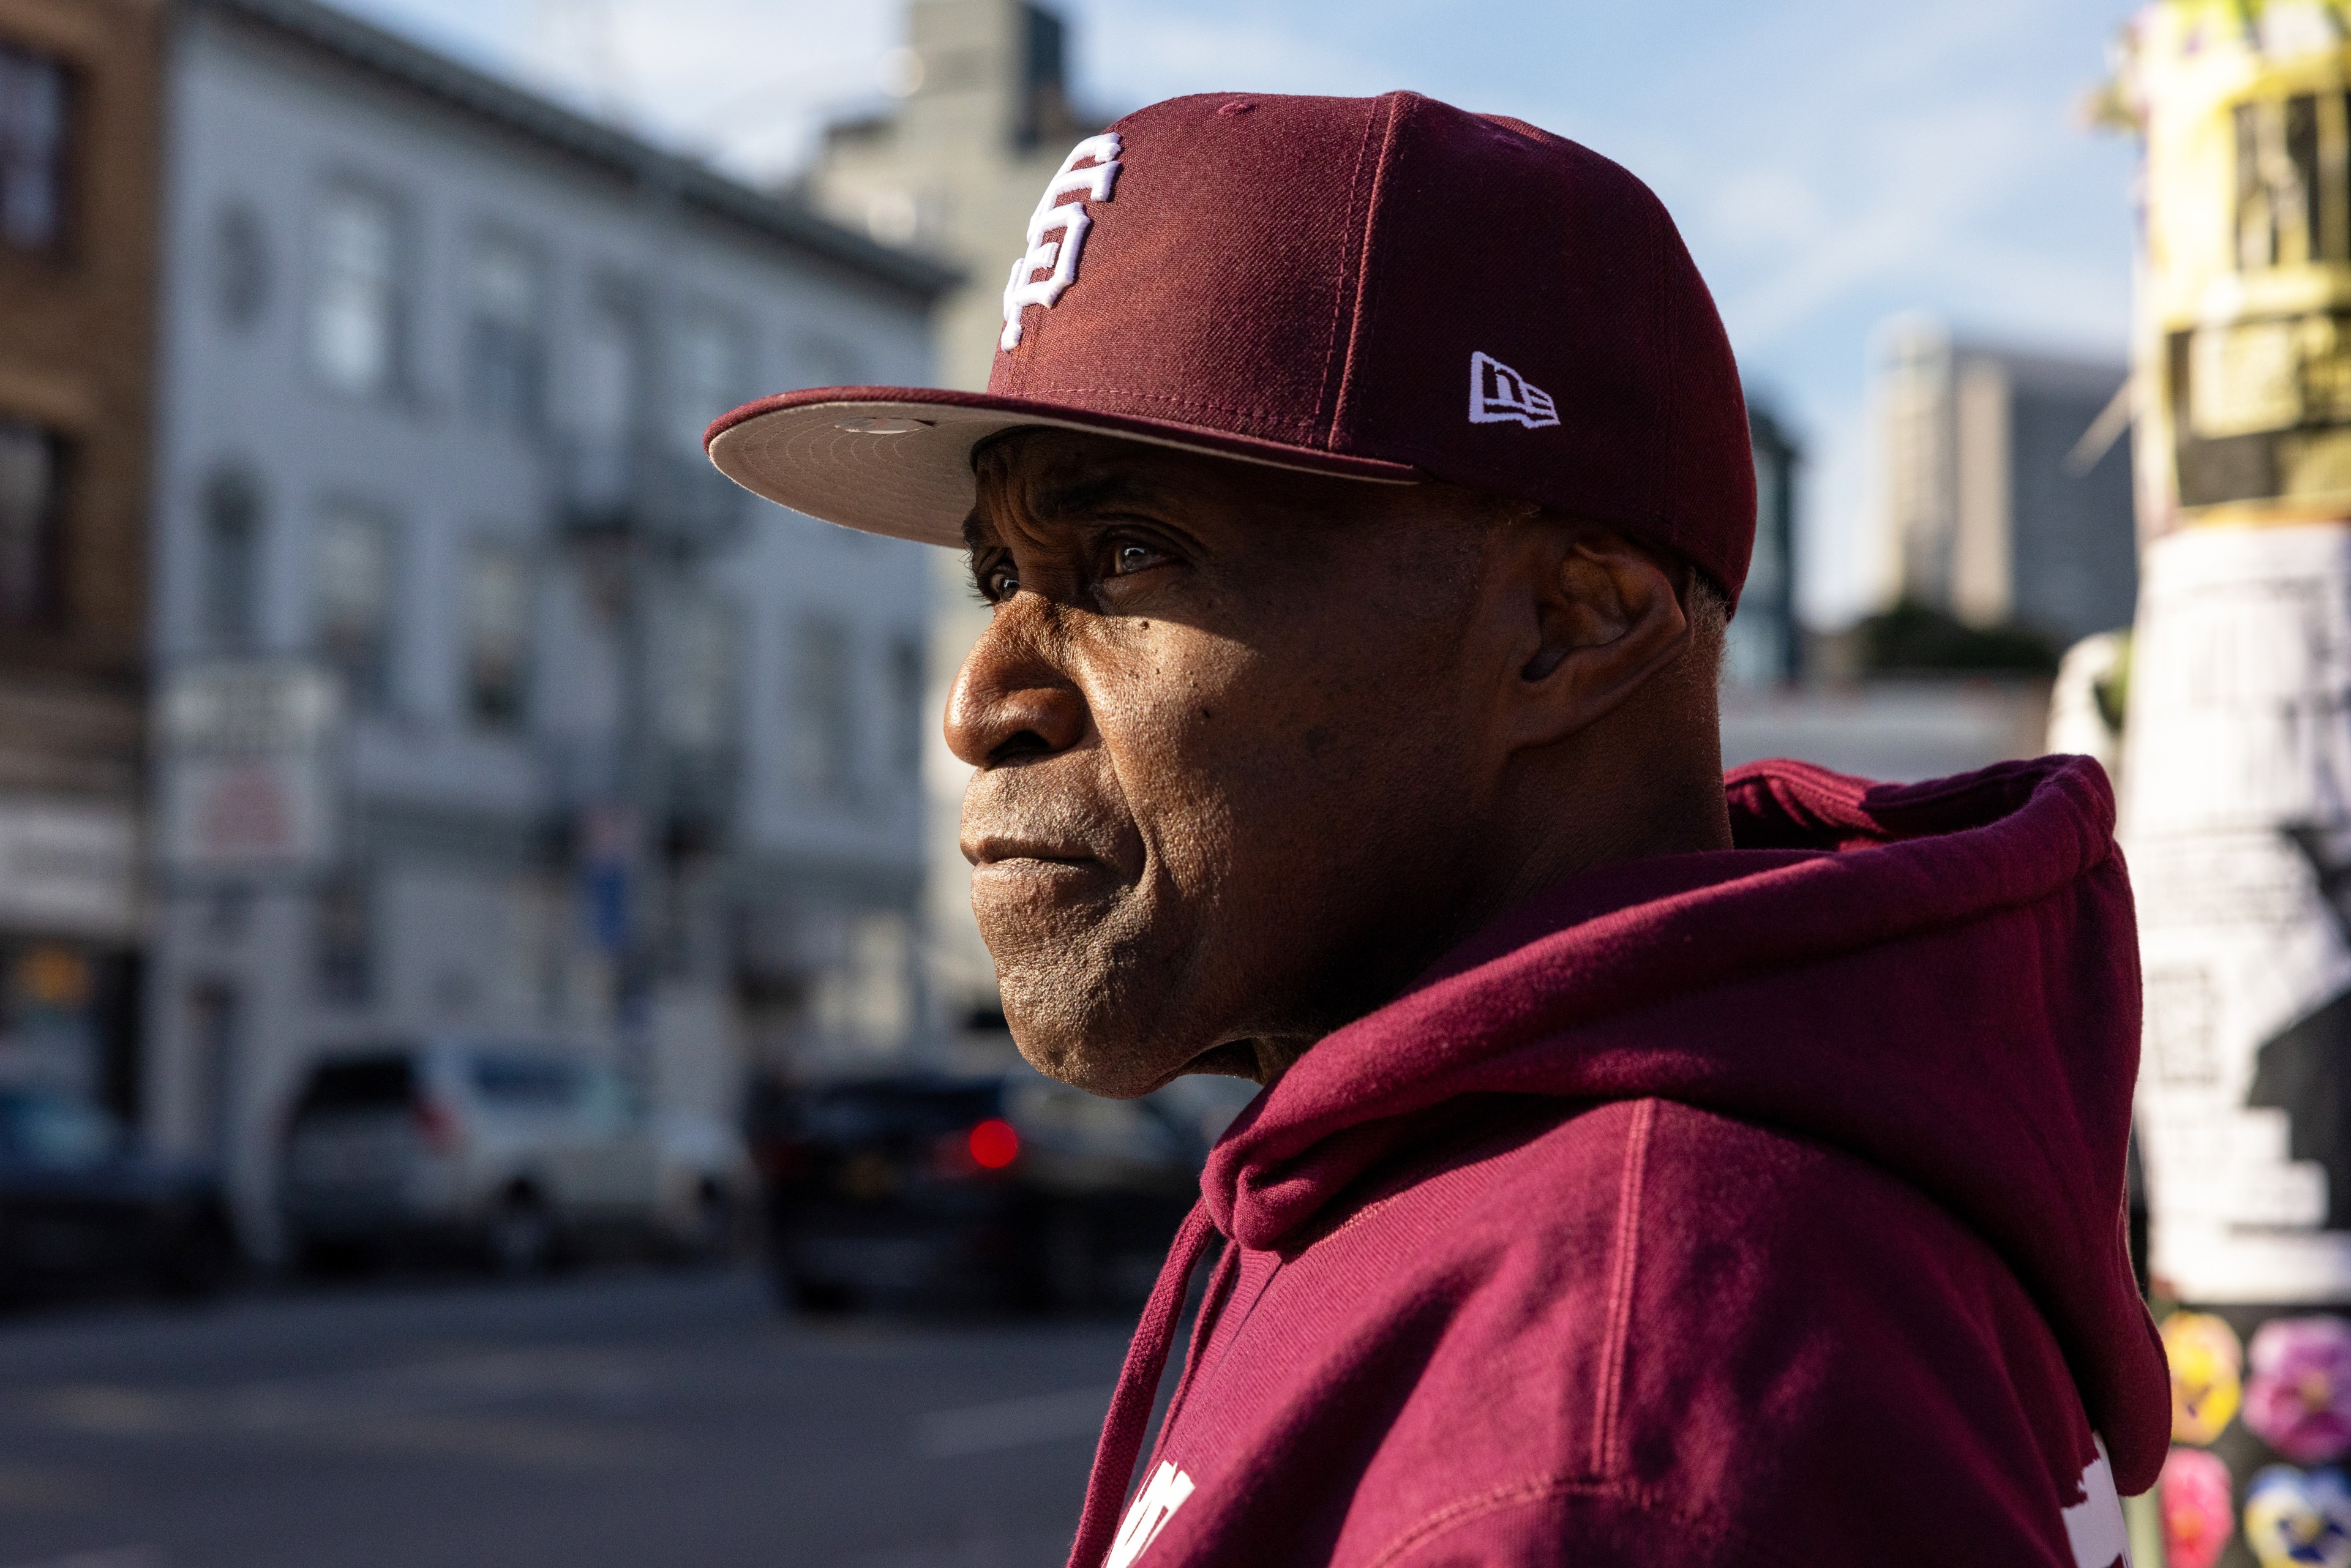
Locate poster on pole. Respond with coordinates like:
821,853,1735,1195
2127,522,2351,1302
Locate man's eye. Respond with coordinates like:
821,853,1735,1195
1109,542,1166,576
984,565,1019,601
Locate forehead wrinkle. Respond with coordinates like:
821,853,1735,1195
1030,471,1169,524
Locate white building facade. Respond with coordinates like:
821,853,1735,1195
808,0,1106,1045
147,0,950,1242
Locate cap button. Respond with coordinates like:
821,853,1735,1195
1216,99,1256,116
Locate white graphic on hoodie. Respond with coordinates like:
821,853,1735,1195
1107,1461,1195,1568
2062,1437,2132,1568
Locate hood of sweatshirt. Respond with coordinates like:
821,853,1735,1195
1194,754,2167,1494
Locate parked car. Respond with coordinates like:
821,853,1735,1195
752,1063,1257,1313
280,1040,750,1275
0,1086,237,1305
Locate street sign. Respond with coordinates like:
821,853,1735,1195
157,661,342,878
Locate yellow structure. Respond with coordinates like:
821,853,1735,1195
2125,0,2351,532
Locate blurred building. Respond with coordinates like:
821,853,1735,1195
1872,313,2139,648
804,0,1106,1046
1728,397,1801,688
143,0,951,1240
0,0,163,1120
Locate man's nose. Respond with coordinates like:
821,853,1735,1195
944,603,1089,768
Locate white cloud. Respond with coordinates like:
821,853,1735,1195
392,0,906,178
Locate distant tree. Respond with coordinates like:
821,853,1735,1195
1855,600,2061,676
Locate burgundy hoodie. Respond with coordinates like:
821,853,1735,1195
1068,756,2168,1568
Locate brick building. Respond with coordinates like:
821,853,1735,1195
0,0,163,1117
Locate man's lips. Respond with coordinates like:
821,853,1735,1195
964,832,1110,869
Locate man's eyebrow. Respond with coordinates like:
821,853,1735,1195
962,468,1168,550
1030,471,1167,522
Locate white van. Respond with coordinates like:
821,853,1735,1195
279,1040,747,1274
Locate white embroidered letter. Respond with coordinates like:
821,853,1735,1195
1469,350,1560,430
1000,132,1123,351
1106,1461,1195,1568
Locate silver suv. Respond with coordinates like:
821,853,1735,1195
280,1041,746,1274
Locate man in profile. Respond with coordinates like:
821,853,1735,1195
711,90,2165,1568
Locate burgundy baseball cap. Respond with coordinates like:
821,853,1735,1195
707,90,1755,603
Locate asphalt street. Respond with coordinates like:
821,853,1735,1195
0,1269,1138,1568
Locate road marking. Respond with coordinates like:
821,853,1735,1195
916,1386,1113,1457
33,1349,649,1436
1,1548,163,1568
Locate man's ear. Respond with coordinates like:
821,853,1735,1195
1504,519,1690,748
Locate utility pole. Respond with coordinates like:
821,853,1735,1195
2115,6,2351,1562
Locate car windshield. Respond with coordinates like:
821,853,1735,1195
803,1084,1000,1144
0,1089,121,1167
296,1054,418,1115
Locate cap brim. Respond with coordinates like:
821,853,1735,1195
705,386,1420,548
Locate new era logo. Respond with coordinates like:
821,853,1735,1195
1469,350,1559,429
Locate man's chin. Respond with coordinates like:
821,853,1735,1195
997,980,1179,1100
978,877,1198,1096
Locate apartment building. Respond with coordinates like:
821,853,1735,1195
1873,314,2139,647
145,0,951,1238
0,0,163,1120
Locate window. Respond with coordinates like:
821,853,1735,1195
790,616,854,801
214,201,269,327
467,234,545,429
0,43,66,251
293,1052,411,1114
313,506,394,708
468,1054,579,1110
577,288,639,445
199,468,261,650
462,541,530,729
309,186,402,397
658,595,738,754
888,634,924,781
0,418,62,627
666,306,740,457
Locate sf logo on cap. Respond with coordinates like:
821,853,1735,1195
1000,133,1123,351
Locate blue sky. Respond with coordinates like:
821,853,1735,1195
336,0,2148,626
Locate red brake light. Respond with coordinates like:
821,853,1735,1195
968,1119,1019,1170
413,1098,459,1152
